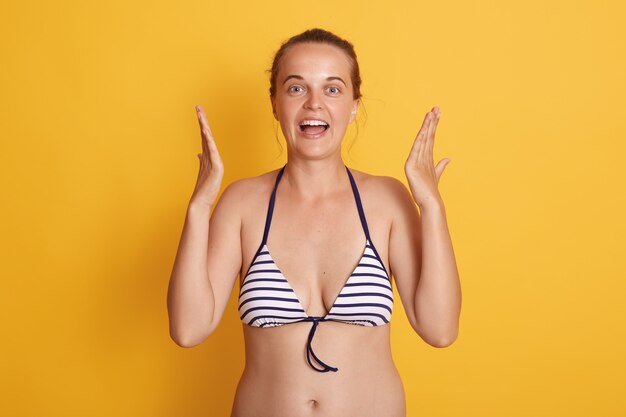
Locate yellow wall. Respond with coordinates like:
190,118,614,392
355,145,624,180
1,0,625,415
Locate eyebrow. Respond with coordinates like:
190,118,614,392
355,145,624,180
282,75,347,86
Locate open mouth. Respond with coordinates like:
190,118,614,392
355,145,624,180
298,119,329,135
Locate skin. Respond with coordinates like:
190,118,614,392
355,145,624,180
167,41,462,417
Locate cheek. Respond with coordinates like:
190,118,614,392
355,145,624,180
331,102,355,123
274,105,292,124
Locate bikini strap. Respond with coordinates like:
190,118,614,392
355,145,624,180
345,166,372,241
261,164,287,246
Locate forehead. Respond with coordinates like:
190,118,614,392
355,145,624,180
277,42,352,81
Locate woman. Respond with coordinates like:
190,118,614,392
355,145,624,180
167,28,461,417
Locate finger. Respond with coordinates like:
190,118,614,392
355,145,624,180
195,106,222,169
426,107,440,162
408,111,432,162
427,106,440,142
196,106,209,159
196,105,214,139
430,106,440,137
205,131,223,168
418,112,434,166
407,130,426,165
196,106,213,163
435,158,451,183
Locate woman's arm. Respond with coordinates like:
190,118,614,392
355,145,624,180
167,189,243,347
389,106,461,347
414,197,461,346
388,179,461,347
166,105,242,347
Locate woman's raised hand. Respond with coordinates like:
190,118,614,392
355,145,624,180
404,106,451,208
190,105,224,208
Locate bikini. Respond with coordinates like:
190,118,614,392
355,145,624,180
237,164,393,373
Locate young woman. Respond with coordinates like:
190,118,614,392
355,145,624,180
167,28,461,417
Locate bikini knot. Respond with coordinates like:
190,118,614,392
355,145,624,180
303,317,338,373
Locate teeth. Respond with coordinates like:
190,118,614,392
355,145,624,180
300,120,328,127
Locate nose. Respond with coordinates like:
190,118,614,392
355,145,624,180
303,90,323,110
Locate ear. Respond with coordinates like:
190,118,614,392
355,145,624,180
271,98,278,121
349,99,360,124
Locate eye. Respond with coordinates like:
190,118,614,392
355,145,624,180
327,86,341,94
288,85,304,93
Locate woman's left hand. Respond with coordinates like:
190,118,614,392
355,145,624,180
404,106,451,207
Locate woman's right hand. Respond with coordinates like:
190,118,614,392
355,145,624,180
190,105,224,208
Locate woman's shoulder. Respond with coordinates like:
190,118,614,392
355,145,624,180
217,168,282,208
349,168,410,197
348,168,415,213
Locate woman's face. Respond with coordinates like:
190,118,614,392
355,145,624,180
272,42,359,159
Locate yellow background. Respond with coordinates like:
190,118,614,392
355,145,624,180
1,0,625,416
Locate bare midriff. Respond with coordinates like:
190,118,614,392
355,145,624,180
230,320,406,417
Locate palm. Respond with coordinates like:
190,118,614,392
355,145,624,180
404,106,450,207
191,105,224,207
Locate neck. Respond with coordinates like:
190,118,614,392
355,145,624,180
281,157,349,201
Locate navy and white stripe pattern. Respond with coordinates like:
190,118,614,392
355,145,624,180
238,164,393,372
238,239,393,327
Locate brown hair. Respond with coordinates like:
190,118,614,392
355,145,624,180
268,28,362,100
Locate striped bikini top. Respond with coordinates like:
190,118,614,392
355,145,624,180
238,164,393,373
